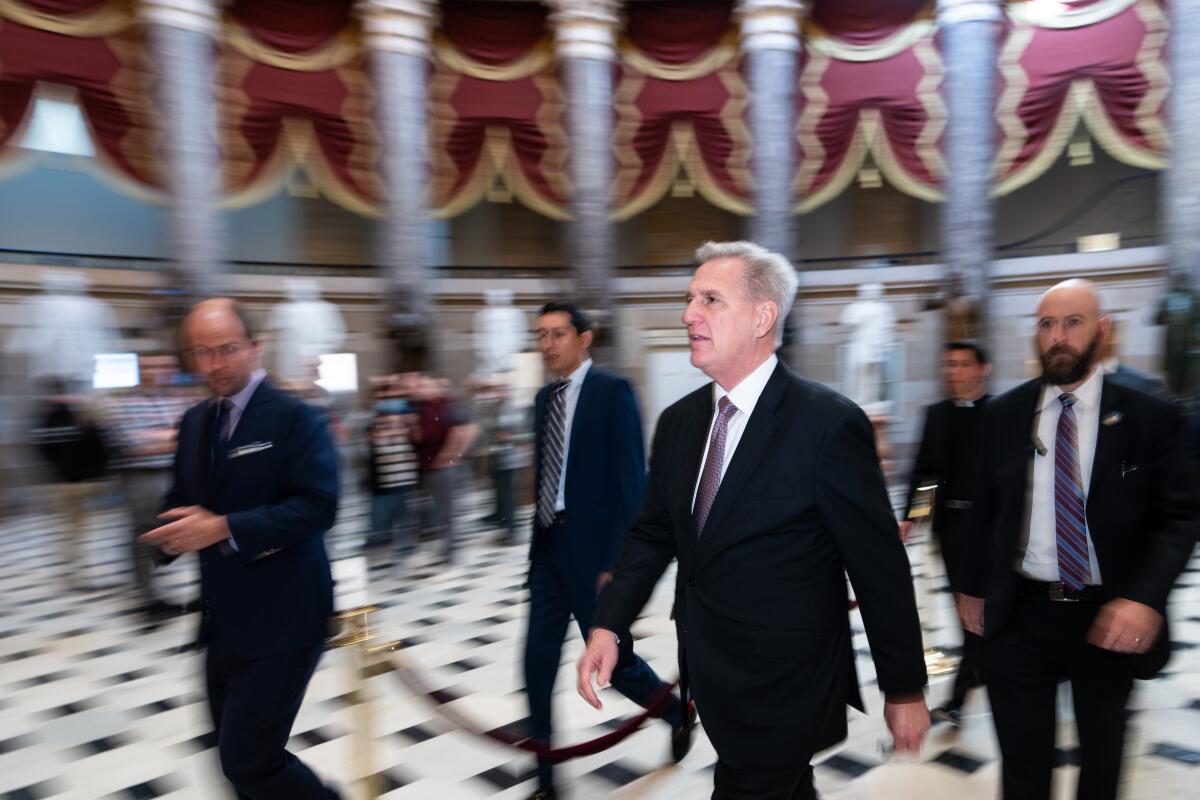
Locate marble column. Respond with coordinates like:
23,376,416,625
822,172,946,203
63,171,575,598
550,0,619,359
1166,0,1200,290
358,0,437,371
141,0,226,306
937,0,1001,344
737,0,804,363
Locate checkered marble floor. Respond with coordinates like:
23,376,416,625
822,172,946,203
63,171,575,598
1,484,1198,800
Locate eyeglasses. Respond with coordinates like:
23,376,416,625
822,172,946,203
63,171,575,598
187,342,248,361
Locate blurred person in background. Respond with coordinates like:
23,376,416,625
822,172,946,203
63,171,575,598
899,341,992,726
362,374,420,555
524,301,684,800
412,374,477,567
472,378,525,545
139,299,341,800
102,353,194,620
1099,320,1167,398
32,377,109,590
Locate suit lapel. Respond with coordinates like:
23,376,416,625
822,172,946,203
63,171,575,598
197,402,216,495
678,388,714,540
695,363,788,560
211,380,278,495
567,368,597,469
1087,377,1124,506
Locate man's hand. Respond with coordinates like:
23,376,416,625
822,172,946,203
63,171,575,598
595,571,613,596
1088,598,1163,654
956,593,984,636
140,507,230,555
577,629,619,710
898,520,914,543
884,699,930,758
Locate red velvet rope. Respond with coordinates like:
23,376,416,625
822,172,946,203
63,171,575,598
381,653,678,764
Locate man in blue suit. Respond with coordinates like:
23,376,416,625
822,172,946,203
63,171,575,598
141,299,340,799
523,302,684,800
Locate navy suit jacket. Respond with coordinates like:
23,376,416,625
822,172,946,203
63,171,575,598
164,379,338,659
530,366,646,580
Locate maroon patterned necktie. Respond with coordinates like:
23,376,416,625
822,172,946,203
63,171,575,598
693,396,738,536
1055,393,1091,589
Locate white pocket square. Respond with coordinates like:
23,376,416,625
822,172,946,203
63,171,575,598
228,441,274,459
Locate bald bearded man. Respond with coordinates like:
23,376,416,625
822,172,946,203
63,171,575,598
958,280,1199,800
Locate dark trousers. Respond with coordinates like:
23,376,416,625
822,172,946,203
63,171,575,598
206,631,340,800
494,468,515,537
713,762,816,800
119,468,171,605
936,524,984,708
365,489,412,551
983,587,1134,800
524,522,678,790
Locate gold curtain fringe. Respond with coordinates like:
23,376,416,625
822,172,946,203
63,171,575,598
804,16,934,63
0,0,131,37
434,36,553,82
619,31,738,80
1007,0,1137,29
223,19,361,73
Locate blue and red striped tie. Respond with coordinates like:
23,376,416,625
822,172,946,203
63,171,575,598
1054,393,1091,590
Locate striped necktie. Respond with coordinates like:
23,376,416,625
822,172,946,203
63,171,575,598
536,380,570,529
1054,393,1091,590
693,396,738,536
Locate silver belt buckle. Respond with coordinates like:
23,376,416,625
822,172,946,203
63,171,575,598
1048,582,1078,602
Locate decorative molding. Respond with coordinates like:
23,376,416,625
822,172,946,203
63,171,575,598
139,0,220,35
737,0,804,52
548,0,619,62
357,0,437,58
936,0,1002,27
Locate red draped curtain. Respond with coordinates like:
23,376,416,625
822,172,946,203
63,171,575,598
0,0,1174,220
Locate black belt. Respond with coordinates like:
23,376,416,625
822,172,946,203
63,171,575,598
1020,578,1105,603
940,499,972,510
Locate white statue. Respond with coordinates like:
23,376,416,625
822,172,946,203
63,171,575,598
839,282,896,410
267,279,346,381
5,270,119,385
473,289,527,375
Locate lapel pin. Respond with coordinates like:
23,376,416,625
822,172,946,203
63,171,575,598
1102,411,1122,426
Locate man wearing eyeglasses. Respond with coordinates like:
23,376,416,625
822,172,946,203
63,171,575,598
140,298,341,799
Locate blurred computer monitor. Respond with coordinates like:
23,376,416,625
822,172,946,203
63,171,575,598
93,353,139,390
316,353,358,394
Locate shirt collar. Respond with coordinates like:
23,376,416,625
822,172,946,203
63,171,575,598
563,358,592,388
714,354,778,418
220,368,267,413
1040,364,1103,413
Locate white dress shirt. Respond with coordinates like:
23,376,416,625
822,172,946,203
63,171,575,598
1020,366,1103,583
692,354,778,509
218,368,267,440
555,358,592,512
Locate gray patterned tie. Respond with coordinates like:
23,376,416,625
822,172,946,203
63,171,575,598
536,380,570,529
693,396,738,536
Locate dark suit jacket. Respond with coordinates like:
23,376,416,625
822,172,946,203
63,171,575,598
164,379,338,659
903,396,990,538
594,361,926,769
961,376,1200,678
530,366,646,580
